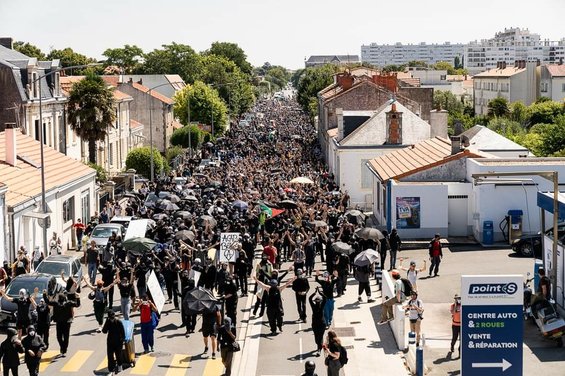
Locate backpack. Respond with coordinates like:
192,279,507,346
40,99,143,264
400,278,413,298
339,345,349,365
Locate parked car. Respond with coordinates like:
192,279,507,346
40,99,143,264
90,223,125,251
34,255,83,292
0,273,63,328
512,223,565,257
110,216,137,229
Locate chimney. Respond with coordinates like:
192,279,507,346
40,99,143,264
336,108,344,141
502,61,507,69
450,136,461,155
0,37,13,49
5,123,17,167
453,120,463,136
373,73,398,93
137,78,143,85
429,108,448,138
386,102,402,144
336,73,353,91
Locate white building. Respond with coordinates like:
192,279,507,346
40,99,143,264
540,64,565,102
0,183,7,263
465,27,565,75
361,42,465,67
459,125,532,158
472,61,539,115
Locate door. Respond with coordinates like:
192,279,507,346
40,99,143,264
448,195,468,237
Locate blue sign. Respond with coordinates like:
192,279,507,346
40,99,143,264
461,275,523,376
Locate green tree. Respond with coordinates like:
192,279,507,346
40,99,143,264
204,41,253,75
165,145,184,163
487,97,510,118
433,90,464,116
125,147,165,179
264,65,291,91
487,117,523,137
527,100,564,126
296,64,338,119
13,41,45,60
381,64,406,73
140,43,203,84
509,101,528,126
102,44,144,73
408,60,428,68
173,81,228,134
290,69,305,88
512,132,543,156
454,56,462,69
86,162,108,183
170,125,203,150
47,48,96,72
67,72,116,164
532,116,565,156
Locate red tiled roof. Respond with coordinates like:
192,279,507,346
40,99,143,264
113,89,132,101
60,76,128,102
101,75,120,87
129,119,144,129
0,131,95,207
172,120,183,130
367,137,485,182
546,65,565,77
327,128,338,138
130,82,174,104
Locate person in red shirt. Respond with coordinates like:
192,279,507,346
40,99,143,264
72,219,86,251
134,295,158,353
428,233,443,277
263,239,278,266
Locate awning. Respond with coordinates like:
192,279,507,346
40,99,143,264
537,191,565,220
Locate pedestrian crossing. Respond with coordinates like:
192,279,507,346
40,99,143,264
2,349,225,375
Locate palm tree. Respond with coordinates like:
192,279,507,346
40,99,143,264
67,72,115,163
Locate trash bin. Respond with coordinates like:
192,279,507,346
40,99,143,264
483,220,494,245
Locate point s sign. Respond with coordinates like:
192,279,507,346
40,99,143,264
463,276,523,306
469,283,518,295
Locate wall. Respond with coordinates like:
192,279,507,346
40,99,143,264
550,77,565,102
382,270,407,350
402,158,468,182
390,181,448,238
397,87,433,122
0,188,6,264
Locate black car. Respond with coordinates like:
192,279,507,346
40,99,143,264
512,223,565,257
0,273,63,328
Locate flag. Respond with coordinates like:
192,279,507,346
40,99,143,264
260,203,285,218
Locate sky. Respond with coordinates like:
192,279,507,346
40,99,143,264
1,0,564,70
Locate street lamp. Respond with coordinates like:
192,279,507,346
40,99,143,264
35,62,101,256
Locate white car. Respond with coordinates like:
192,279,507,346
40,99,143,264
34,255,83,291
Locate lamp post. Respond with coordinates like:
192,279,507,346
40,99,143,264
34,63,101,255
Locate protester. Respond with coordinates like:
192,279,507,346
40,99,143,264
309,289,326,356
378,270,405,324
354,263,374,303
403,291,424,346
292,268,310,322
0,287,37,339
102,310,125,375
22,325,46,376
134,294,158,354
73,218,86,251
254,275,295,335
0,328,24,376
83,276,119,333
388,228,402,270
47,292,77,357
323,330,343,376
217,316,237,376
428,233,443,277
450,293,461,355
315,270,338,328
398,258,426,292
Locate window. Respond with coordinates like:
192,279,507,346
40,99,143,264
31,72,38,99
382,185,387,218
81,190,90,223
376,181,381,211
361,159,372,189
62,196,75,223
562,83,565,92
109,143,114,166
541,82,548,93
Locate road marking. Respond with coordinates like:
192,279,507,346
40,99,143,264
61,350,93,372
95,356,108,373
299,338,303,363
130,353,157,375
38,350,60,372
164,354,191,376
202,357,224,375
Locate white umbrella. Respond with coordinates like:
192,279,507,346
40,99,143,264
290,177,314,185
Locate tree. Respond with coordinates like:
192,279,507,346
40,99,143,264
487,118,523,138
204,42,253,75
140,43,202,84
408,60,428,68
531,115,565,156
487,97,510,118
433,90,464,116
454,56,462,69
102,44,144,74
125,147,165,179
13,41,45,60
264,65,291,91
509,101,528,126
67,72,116,164
382,64,406,73
47,48,96,72
173,81,228,134
296,64,338,119
170,125,203,150
527,100,564,126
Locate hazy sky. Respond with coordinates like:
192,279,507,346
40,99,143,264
1,0,564,70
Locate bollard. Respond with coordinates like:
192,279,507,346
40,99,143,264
408,331,416,348
416,343,424,376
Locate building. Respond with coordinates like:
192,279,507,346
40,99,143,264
0,125,96,259
465,27,565,75
459,125,532,158
305,55,360,68
540,64,565,102
361,42,465,67
472,61,539,115
327,101,446,208
118,75,185,99
0,183,7,263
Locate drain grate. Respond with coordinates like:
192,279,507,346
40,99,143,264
333,327,356,337
343,345,354,350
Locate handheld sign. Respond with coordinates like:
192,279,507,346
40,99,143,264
220,233,240,262
146,270,166,314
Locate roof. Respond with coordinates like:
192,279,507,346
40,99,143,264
367,137,486,182
459,125,529,151
172,120,183,130
0,130,95,207
0,45,31,61
130,82,174,104
113,89,133,102
472,158,565,166
129,119,143,129
60,76,131,101
327,128,339,138
545,65,565,77
473,66,525,78
306,55,359,64
101,75,120,87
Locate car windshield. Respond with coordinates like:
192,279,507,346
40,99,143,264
35,261,70,276
6,279,48,297
92,227,118,237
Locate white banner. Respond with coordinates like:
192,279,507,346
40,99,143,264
146,270,166,313
220,232,240,263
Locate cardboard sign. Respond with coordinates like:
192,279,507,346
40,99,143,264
220,233,240,262
146,270,166,314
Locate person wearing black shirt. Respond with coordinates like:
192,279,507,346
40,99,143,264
217,317,237,376
48,292,77,356
102,310,125,374
163,257,180,310
180,272,197,334
222,274,239,325
35,294,51,350
99,262,117,309
292,269,310,323
118,268,135,320
0,328,24,376
234,250,248,296
0,288,37,339
315,270,338,328
21,325,46,376
309,290,326,356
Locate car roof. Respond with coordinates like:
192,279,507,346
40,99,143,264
11,273,54,282
94,223,123,229
111,216,135,221
40,255,79,263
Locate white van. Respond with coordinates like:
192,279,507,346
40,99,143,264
124,219,150,240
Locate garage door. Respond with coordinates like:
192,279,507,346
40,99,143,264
448,195,468,236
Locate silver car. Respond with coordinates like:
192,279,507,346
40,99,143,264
89,223,125,251
34,255,84,292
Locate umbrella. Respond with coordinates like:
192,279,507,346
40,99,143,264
173,211,193,220
203,187,215,194
197,215,217,228
332,241,353,255
355,227,384,241
345,210,366,224
309,220,328,229
184,195,198,202
279,200,298,209
354,249,380,267
290,177,314,184
169,194,181,203
204,142,214,147
232,200,249,211
175,230,195,242
157,200,179,211
152,213,168,221
207,206,224,215
183,287,220,315
123,237,157,256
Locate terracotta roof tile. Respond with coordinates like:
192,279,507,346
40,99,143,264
172,120,183,130
327,128,338,138
60,76,129,102
367,137,486,182
473,67,525,78
546,65,565,77
0,131,95,207
101,75,120,87
129,119,144,129
113,89,132,101
131,82,174,104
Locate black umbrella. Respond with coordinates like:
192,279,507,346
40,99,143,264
182,287,220,315
354,249,379,267
152,213,168,221
279,200,298,209
184,195,198,202
355,227,384,241
175,230,195,242
345,209,366,224
332,241,353,255
123,237,157,256
197,215,217,228
173,211,193,220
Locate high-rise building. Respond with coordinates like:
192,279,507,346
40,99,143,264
360,42,465,67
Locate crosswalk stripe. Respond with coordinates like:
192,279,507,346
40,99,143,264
202,357,224,375
96,356,108,373
39,350,60,372
164,354,191,376
130,353,156,375
61,350,93,372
